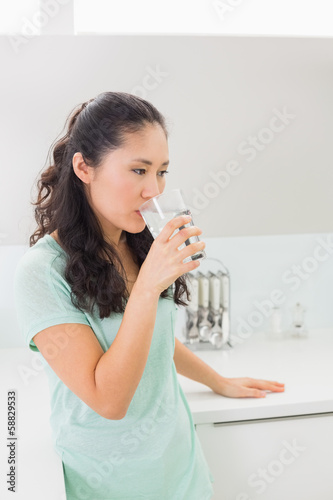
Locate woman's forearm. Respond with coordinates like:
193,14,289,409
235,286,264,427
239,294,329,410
174,337,286,399
173,337,224,392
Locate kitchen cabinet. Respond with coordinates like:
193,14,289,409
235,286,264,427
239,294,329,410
178,329,333,500
196,413,333,500
0,348,66,500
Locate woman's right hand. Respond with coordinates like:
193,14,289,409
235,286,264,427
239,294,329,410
137,214,206,295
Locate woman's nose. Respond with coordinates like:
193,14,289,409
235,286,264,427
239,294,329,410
141,175,162,200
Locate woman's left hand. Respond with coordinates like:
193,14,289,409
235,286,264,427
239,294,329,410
211,376,285,399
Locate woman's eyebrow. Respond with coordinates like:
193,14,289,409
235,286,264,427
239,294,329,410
130,158,169,166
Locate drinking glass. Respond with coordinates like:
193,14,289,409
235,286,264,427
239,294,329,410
138,188,206,263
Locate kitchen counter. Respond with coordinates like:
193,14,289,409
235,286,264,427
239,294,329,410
177,328,333,424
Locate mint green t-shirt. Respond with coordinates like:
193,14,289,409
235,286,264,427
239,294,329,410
13,234,214,500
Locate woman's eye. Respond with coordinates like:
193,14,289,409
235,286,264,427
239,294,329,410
133,169,169,177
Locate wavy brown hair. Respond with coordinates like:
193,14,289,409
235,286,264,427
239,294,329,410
30,91,190,318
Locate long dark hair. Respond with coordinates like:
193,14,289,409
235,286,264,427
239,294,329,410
30,91,190,318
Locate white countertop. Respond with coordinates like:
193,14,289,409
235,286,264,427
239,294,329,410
177,328,333,425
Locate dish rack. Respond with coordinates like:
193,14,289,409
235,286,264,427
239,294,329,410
182,257,232,350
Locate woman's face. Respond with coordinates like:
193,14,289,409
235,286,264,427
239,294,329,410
73,123,169,246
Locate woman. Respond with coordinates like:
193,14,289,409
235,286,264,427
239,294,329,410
14,91,284,499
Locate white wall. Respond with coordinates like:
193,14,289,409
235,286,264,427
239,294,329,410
174,233,333,344
3,2,333,37
73,0,333,36
1,35,332,245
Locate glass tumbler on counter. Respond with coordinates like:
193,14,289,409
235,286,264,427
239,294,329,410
138,188,206,263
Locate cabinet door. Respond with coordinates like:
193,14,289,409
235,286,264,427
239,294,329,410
196,413,333,500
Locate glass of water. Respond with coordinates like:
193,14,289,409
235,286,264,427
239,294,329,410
138,188,206,263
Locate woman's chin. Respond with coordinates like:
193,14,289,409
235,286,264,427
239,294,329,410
128,218,147,233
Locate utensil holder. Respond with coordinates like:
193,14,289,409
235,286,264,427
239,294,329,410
183,257,232,350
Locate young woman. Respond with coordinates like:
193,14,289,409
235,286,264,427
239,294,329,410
14,92,284,500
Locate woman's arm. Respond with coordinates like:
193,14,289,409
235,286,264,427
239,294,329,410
173,338,285,398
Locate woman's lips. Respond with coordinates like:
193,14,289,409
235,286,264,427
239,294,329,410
135,211,143,218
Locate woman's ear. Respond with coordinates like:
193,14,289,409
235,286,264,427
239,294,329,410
72,152,93,184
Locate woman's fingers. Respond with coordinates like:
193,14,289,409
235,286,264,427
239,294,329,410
246,388,267,398
213,376,286,399
244,379,285,392
223,383,267,399
158,214,192,243
228,377,285,397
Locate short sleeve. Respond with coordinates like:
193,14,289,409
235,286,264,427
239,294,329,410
13,245,91,352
